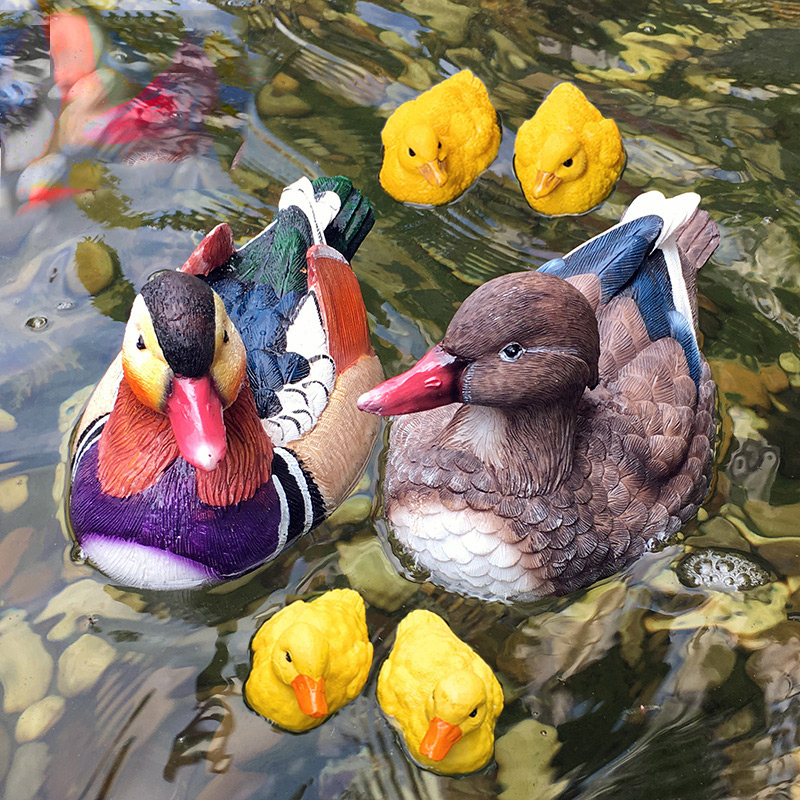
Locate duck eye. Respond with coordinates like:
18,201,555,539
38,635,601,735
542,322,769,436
408,147,416,157
437,141,442,149
563,158,574,167
223,329,229,344
136,335,146,351
285,651,292,663
500,342,524,362
469,707,478,718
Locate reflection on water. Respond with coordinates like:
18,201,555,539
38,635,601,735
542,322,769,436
3,0,800,798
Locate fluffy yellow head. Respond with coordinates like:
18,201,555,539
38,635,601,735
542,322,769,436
121,282,246,412
398,122,448,186
528,132,588,198
273,621,330,685
428,669,488,731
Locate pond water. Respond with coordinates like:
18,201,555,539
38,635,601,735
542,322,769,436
3,0,800,798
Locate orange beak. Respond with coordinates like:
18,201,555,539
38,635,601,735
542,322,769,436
418,159,447,187
419,717,463,761
291,674,328,718
531,170,561,199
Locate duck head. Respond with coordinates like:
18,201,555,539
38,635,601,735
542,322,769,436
527,131,588,199
272,621,330,719
358,271,599,416
398,122,448,187
420,669,487,762
122,270,246,471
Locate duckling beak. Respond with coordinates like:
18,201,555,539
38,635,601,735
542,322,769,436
165,375,227,472
357,344,464,415
291,674,328,718
420,717,463,761
531,170,561,199
418,159,447,187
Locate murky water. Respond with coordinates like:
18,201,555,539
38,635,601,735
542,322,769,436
3,1,800,798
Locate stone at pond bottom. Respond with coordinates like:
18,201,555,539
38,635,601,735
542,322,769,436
677,548,772,591
3,742,48,800
0,475,28,514
0,610,53,714
14,695,65,743
495,719,567,800
34,579,143,641
337,534,417,612
57,634,116,697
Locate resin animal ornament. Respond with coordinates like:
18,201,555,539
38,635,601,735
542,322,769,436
359,191,718,601
69,176,383,589
245,589,372,731
377,609,503,775
379,70,501,205
513,82,625,216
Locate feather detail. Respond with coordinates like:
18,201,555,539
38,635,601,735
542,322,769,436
306,244,373,372
98,379,179,498
196,381,273,506
180,223,236,276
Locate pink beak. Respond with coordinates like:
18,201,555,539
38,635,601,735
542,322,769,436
165,375,227,471
357,344,464,416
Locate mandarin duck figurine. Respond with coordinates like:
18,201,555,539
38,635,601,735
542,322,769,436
377,609,503,775
69,176,383,589
245,589,373,732
359,191,718,601
379,70,501,206
513,82,625,216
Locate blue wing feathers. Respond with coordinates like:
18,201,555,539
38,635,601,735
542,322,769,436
538,214,701,391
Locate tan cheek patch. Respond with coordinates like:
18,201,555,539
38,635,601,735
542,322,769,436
121,296,171,411
211,298,246,408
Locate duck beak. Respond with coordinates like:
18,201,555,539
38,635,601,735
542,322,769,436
418,159,447,187
357,344,463,415
291,674,328,718
531,170,561,199
419,717,463,761
165,375,227,471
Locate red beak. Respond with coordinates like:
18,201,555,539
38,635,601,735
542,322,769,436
357,344,464,416
165,375,227,471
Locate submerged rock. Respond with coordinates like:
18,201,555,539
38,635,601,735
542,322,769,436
0,610,53,714
677,549,772,591
57,634,116,697
14,695,65,743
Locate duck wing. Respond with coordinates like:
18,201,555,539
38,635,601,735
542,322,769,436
182,177,375,447
541,191,718,533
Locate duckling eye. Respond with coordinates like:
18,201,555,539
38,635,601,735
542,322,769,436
469,707,478,718
500,342,524,362
563,158,574,167
136,335,146,351
408,147,416,157
285,651,292,663
437,142,442,149
223,329,229,344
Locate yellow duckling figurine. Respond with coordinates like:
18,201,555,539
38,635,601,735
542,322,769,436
514,82,625,216
244,589,373,732
379,70,501,205
377,610,504,775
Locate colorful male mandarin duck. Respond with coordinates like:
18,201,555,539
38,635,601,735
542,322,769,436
377,609,503,775
245,589,373,732
513,82,625,216
379,70,501,205
359,191,718,601
69,176,383,590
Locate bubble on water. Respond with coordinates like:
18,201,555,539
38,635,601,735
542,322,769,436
55,301,73,312
677,548,772,590
25,316,48,331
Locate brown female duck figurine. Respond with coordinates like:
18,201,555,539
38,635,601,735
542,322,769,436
359,192,718,601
